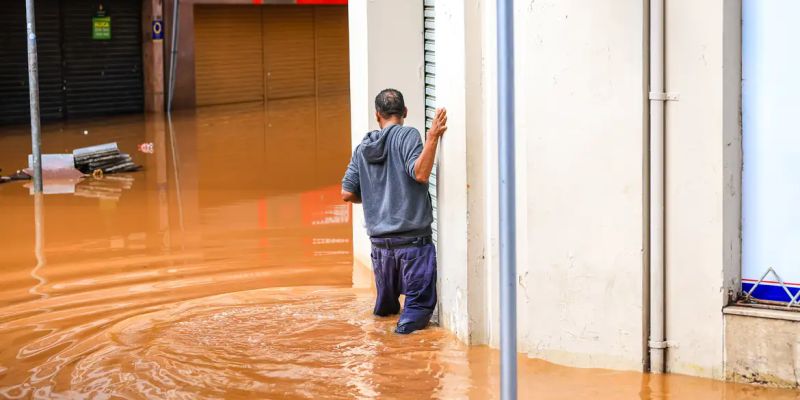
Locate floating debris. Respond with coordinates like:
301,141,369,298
73,143,140,174
138,142,154,154
25,154,84,179
0,168,32,185
2,144,140,187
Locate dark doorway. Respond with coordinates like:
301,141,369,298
0,0,144,125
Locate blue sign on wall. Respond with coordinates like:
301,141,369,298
152,19,164,41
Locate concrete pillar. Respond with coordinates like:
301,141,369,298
347,0,424,271
142,0,165,113
434,0,470,341
433,0,496,344
663,0,741,378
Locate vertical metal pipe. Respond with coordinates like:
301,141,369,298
167,0,181,113
648,0,666,374
497,0,518,398
25,0,43,193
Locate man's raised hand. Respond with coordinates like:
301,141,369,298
428,108,448,140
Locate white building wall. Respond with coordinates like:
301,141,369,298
433,0,471,341
430,0,498,344
663,0,741,379
349,0,744,381
513,0,647,371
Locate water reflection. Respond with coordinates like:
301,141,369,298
30,193,47,300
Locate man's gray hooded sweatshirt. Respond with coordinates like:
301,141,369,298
342,124,433,238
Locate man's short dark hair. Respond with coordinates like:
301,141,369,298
375,89,405,119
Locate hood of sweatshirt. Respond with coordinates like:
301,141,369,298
360,125,399,164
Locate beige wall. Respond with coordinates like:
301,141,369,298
725,307,800,388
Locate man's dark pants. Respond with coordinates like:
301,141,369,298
370,236,437,334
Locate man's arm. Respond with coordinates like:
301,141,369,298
413,108,447,184
342,146,362,203
341,190,362,203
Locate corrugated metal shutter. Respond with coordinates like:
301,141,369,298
0,0,64,124
424,0,438,243
193,5,349,108
0,4,30,124
61,0,143,118
314,6,349,98
195,5,265,107
263,6,315,100
314,6,351,184
36,0,65,121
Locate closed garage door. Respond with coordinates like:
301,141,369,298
0,0,64,124
0,0,143,124
61,0,144,118
263,6,316,101
193,5,349,107
194,5,264,107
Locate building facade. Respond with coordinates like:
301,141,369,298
348,0,800,387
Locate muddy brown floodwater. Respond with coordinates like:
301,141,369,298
0,101,798,399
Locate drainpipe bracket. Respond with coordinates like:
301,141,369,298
648,340,679,349
649,92,680,101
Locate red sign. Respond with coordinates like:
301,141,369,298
296,0,347,4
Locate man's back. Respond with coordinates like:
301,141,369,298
342,124,433,238
341,88,446,334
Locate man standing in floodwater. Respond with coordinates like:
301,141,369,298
341,88,447,334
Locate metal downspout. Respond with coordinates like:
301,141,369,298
167,0,180,113
648,0,667,374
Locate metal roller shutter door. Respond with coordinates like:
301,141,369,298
35,0,66,121
195,5,350,105
424,0,438,243
0,5,31,124
314,6,351,184
263,6,315,100
61,0,143,118
314,6,349,98
195,5,265,107
0,0,64,124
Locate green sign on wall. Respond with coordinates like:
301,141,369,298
92,16,111,40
